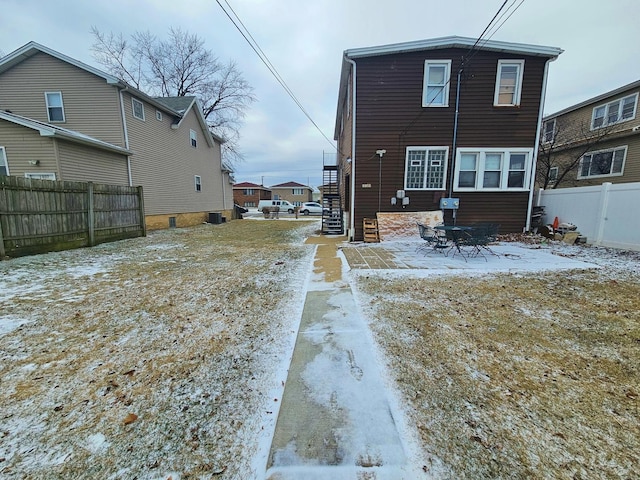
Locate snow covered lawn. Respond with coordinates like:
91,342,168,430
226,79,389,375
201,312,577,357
1,221,318,479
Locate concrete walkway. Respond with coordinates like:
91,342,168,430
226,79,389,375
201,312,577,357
265,235,413,479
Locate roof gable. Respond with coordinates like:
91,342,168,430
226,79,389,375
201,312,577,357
233,182,269,189
270,181,310,188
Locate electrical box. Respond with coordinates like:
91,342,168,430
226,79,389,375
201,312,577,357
439,197,460,209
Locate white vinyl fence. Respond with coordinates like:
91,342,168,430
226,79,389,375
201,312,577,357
536,182,640,251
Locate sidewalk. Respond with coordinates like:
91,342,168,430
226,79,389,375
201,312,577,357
265,235,415,479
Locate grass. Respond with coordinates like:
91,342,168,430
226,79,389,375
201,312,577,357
356,268,639,479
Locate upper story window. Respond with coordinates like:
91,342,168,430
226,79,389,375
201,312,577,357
190,129,197,148
454,148,532,191
578,146,626,179
156,110,163,121
132,98,145,120
548,166,559,184
591,93,638,130
422,60,451,107
292,188,304,195
542,119,556,143
243,188,255,195
494,60,524,106
404,146,448,190
45,92,65,122
0,146,9,175
195,175,202,192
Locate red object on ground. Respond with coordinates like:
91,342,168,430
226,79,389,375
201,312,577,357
552,216,559,229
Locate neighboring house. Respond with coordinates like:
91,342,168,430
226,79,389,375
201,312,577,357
537,80,640,189
0,41,231,230
233,181,271,208
269,181,313,206
334,36,563,241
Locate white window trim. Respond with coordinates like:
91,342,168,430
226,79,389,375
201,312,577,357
45,91,65,122
548,166,559,183
454,147,533,192
404,146,449,191
132,98,145,121
25,172,56,180
194,175,202,192
190,129,197,148
0,146,10,175
494,60,525,107
577,145,627,179
422,60,452,107
542,119,556,143
590,93,638,130
156,110,163,121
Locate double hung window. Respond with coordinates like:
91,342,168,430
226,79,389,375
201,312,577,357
45,92,65,122
404,147,448,190
454,148,532,191
190,129,197,148
591,94,638,129
542,119,556,143
132,98,145,120
422,60,451,107
494,60,524,106
195,175,202,192
293,188,304,195
578,146,626,179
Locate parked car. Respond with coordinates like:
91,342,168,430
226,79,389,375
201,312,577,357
257,199,296,213
299,202,326,215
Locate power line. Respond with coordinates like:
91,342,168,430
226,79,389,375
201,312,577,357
215,0,337,150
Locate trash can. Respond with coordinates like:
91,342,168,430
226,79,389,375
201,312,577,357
209,212,222,224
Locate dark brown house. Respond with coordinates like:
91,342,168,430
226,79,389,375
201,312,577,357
232,181,271,208
334,36,563,241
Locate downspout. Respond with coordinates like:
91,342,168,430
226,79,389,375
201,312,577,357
526,58,552,232
119,88,132,186
345,55,357,241
448,66,463,225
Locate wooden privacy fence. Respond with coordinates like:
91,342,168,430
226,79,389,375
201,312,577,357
0,176,146,258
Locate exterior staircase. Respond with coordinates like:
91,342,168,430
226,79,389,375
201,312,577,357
321,164,343,235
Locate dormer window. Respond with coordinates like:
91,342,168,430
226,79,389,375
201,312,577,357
45,92,65,122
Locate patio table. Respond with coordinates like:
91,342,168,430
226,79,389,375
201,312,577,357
434,225,474,260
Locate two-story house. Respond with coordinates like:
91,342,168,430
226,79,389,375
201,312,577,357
269,181,313,206
537,80,640,189
233,181,272,208
0,41,233,230
334,36,563,241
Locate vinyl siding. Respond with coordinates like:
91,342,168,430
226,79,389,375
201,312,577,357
123,92,224,215
0,52,125,147
0,121,58,177
346,48,547,239
56,140,129,185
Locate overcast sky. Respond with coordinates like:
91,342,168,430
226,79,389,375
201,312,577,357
2,0,639,189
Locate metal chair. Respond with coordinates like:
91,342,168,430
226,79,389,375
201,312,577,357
416,222,439,253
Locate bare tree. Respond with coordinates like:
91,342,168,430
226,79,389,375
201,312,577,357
537,117,616,189
91,27,255,165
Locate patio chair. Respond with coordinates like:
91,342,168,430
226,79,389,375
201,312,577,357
416,222,439,253
458,225,491,260
469,223,501,256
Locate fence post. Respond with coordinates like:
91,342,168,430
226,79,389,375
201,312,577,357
87,182,95,246
594,182,611,246
0,211,5,258
137,185,147,237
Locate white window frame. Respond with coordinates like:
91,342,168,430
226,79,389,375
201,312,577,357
132,98,145,121
243,188,255,195
0,146,10,175
45,91,65,122
578,145,626,179
25,172,56,180
542,119,556,143
494,60,525,107
548,166,559,184
590,93,638,130
190,129,197,148
194,175,202,192
404,146,449,190
454,147,533,192
156,110,163,121
422,60,452,107
292,188,304,195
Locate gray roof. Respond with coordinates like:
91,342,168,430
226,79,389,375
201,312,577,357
154,96,196,115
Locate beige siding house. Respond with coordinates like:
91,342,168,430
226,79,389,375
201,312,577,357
537,80,640,189
270,181,313,206
0,41,231,229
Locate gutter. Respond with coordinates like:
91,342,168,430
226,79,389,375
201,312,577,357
345,55,357,241
526,58,552,232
